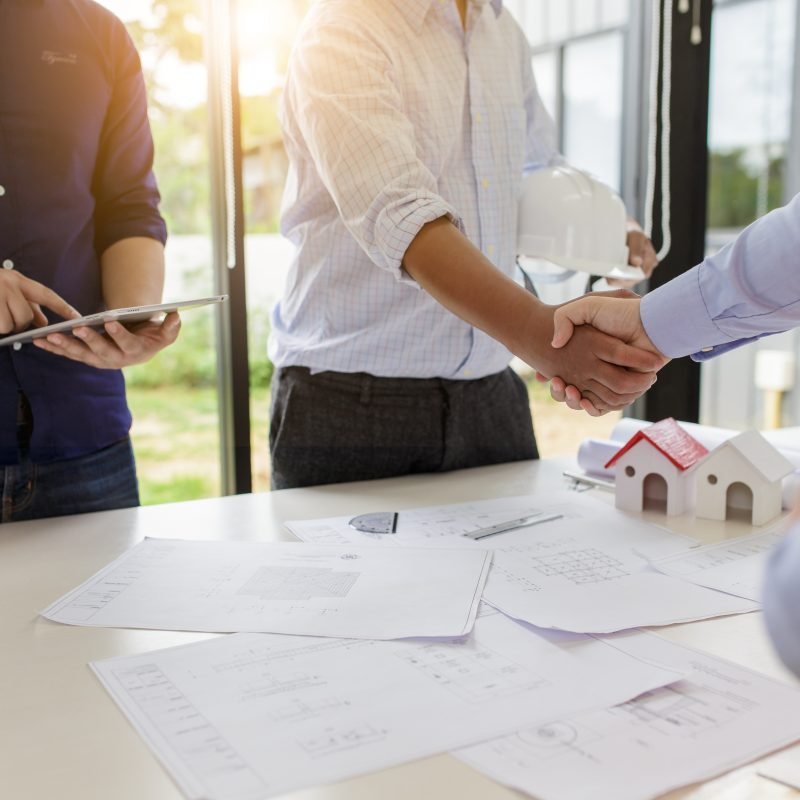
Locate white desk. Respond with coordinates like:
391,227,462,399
2,457,798,800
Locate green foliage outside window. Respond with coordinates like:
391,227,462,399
707,148,785,229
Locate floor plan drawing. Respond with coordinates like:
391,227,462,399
651,528,785,601
525,548,629,584
42,539,491,640
457,632,800,800
289,494,755,632
92,615,681,800
396,640,549,703
236,566,360,601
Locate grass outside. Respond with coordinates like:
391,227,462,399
127,379,620,506
128,385,271,503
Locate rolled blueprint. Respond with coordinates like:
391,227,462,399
576,438,619,479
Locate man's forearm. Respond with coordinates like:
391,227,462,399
402,217,551,367
404,218,662,411
100,236,165,309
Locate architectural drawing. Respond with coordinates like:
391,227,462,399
396,640,549,703
92,616,680,800
457,633,800,800
236,566,360,601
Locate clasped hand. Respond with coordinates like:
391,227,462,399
532,308,662,415
540,294,670,416
532,223,666,416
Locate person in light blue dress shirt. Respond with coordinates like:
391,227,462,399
546,193,800,679
763,529,800,678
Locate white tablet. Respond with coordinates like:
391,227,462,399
0,294,228,348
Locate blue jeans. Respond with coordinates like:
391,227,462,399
1,394,139,523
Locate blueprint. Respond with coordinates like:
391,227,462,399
90,611,683,800
289,493,758,633
483,522,758,632
457,631,800,800
285,494,573,547
40,539,491,639
649,527,786,602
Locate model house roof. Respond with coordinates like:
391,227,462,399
704,430,795,482
605,417,709,471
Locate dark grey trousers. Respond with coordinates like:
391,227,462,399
269,366,538,489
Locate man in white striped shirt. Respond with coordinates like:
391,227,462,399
269,0,662,488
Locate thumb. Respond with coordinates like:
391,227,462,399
551,305,584,348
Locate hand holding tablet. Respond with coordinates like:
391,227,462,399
0,295,227,349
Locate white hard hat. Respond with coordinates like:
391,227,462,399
517,165,644,282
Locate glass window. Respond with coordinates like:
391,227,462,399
573,0,601,36
525,1,549,46
237,0,312,491
562,32,625,191
707,0,795,237
532,51,560,126
701,0,797,431
600,0,630,28
98,0,223,503
548,0,572,41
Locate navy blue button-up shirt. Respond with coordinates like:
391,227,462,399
0,0,167,464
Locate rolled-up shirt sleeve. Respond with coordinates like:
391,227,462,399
641,193,800,360
282,20,462,279
91,21,167,254
763,522,800,679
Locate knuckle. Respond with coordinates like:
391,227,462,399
625,372,653,394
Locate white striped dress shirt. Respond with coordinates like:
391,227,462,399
270,0,560,378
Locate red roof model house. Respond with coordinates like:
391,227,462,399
605,418,709,516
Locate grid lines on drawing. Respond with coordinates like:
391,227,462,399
526,549,629,584
236,566,359,601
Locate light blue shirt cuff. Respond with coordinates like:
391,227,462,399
640,268,742,359
687,335,768,362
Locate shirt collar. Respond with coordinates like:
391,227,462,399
389,0,503,33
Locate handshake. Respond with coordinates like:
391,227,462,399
533,291,669,417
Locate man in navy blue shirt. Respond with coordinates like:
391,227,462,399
0,0,180,521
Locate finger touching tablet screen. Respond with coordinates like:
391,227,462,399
0,294,228,348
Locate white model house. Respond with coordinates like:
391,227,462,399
694,430,794,526
605,418,709,516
